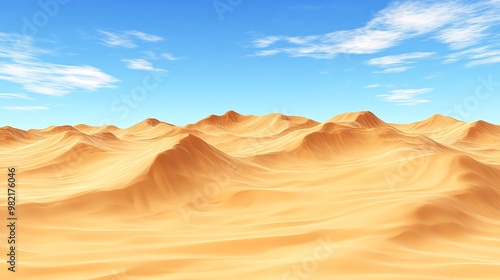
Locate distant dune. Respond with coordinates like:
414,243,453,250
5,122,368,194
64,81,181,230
1,111,500,279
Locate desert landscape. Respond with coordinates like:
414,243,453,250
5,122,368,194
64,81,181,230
1,110,500,279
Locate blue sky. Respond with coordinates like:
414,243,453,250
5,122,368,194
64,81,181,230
0,0,499,129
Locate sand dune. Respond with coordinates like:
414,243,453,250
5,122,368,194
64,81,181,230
1,111,500,279
328,111,388,128
0,126,40,145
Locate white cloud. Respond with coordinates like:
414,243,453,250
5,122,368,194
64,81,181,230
97,30,135,48
443,46,489,63
0,93,32,100
122,59,167,72
252,36,281,48
161,53,181,61
370,1,462,34
0,63,119,96
97,30,163,48
375,66,413,73
253,49,282,57
125,31,163,42
424,72,443,79
143,51,182,61
435,24,489,50
466,55,500,67
2,106,49,111
444,44,500,66
0,33,118,96
365,83,395,88
334,29,403,55
367,52,433,73
0,33,48,62
469,49,500,60
249,0,500,60
285,36,320,45
367,52,435,67
377,88,432,105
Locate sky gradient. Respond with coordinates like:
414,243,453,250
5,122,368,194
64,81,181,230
0,0,499,129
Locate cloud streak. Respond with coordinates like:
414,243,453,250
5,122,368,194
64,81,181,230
377,88,432,105
0,93,32,100
367,52,435,67
0,63,119,96
375,66,413,73
2,106,49,111
445,45,500,67
0,33,118,96
97,30,163,48
161,53,181,61
249,0,500,62
122,59,167,72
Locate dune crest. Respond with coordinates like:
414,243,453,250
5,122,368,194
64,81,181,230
328,111,387,128
194,110,248,126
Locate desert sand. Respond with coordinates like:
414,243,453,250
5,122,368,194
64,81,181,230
1,111,500,279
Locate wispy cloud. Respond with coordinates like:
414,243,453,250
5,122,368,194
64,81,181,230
0,93,32,100
249,0,500,61
253,49,282,57
97,30,135,48
367,52,434,73
466,55,500,67
443,46,488,63
435,24,489,50
0,33,118,96
2,106,49,111
161,53,182,61
0,33,48,62
375,66,413,73
367,52,435,67
365,84,381,88
424,72,444,80
122,59,167,72
0,63,119,96
97,30,163,48
444,45,500,66
377,88,432,105
252,36,281,48
142,51,182,61
125,31,163,42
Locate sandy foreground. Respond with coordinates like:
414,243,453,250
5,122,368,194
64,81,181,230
1,111,500,279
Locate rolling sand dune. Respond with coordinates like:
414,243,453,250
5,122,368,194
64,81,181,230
1,111,500,279
0,127,40,145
